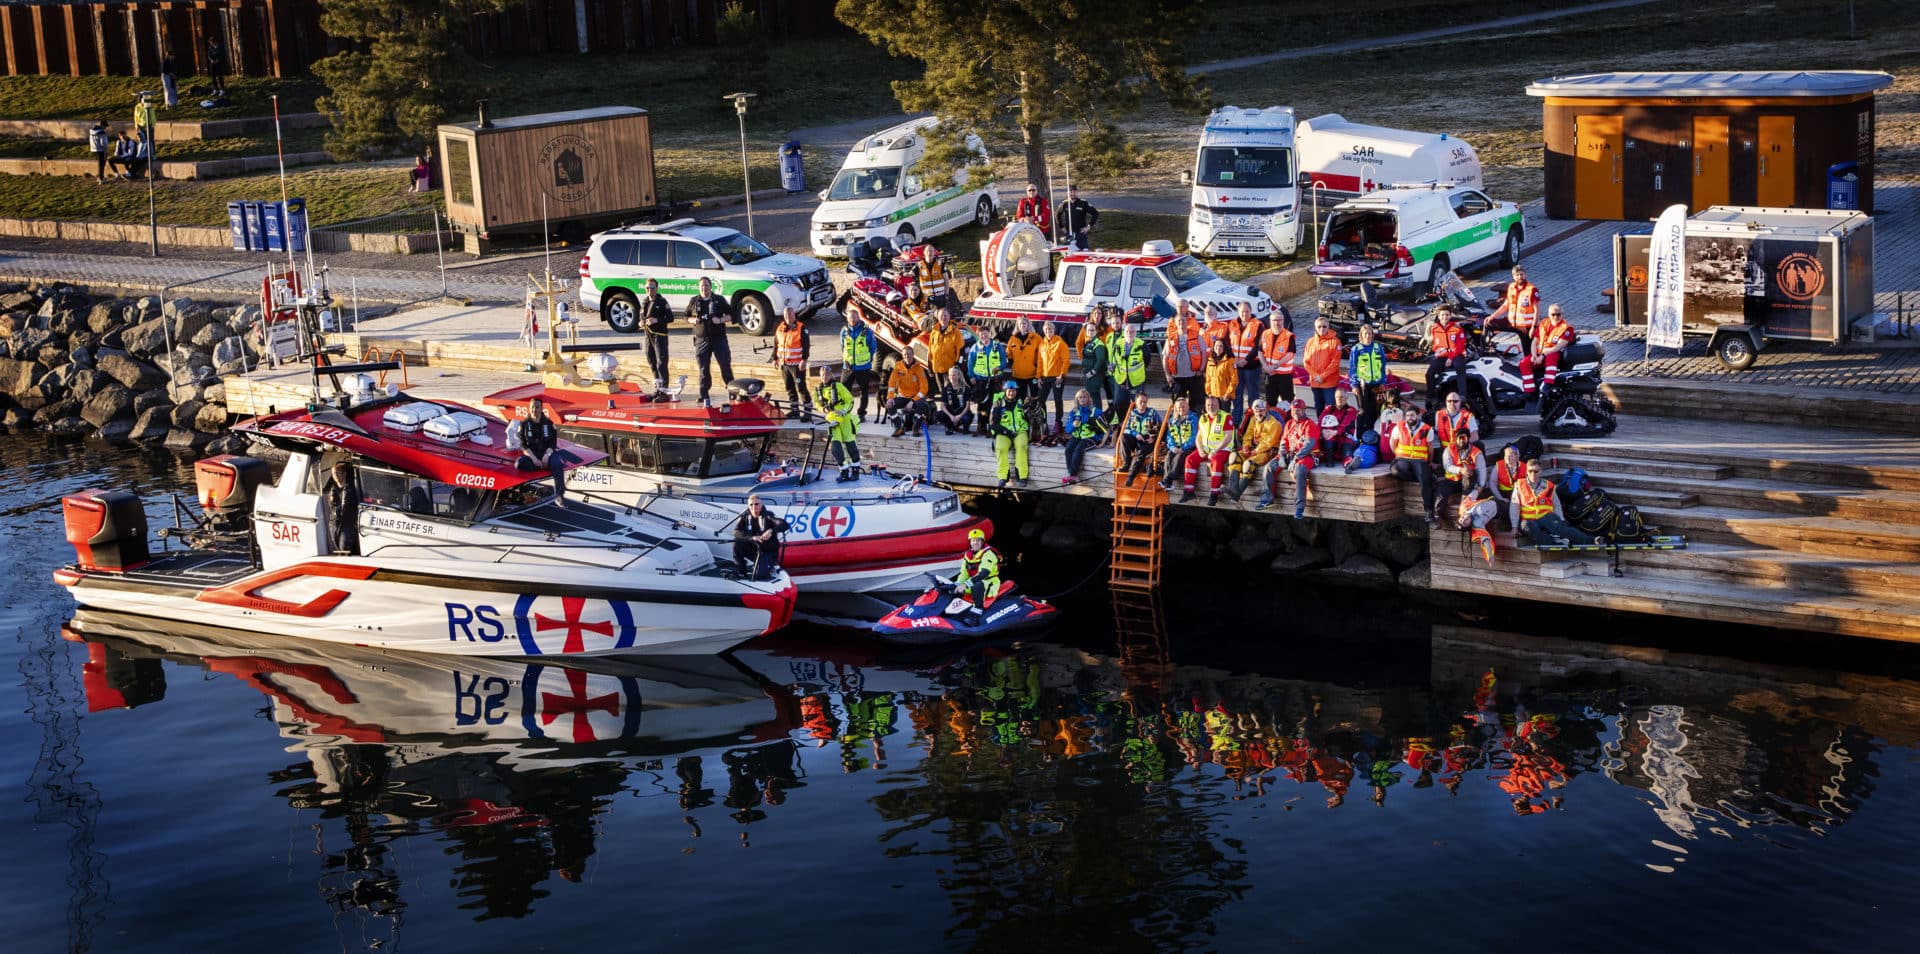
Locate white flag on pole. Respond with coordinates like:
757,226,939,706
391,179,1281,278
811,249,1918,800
1646,203,1689,351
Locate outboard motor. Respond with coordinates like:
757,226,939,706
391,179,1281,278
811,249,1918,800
62,489,149,571
196,455,271,536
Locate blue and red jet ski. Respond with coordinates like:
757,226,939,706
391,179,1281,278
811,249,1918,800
872,574,1059,644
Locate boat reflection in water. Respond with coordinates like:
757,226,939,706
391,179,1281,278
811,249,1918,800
64,601,1920,945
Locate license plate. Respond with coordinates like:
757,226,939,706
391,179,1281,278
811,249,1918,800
811,287,834,302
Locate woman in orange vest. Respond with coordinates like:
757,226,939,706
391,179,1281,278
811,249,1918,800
1492,443,1526,511
1436,430,1485,522
1521,304,1575,399
1258,313,1296,407
1035,320,1072,430
1388,406,1439,524
1300,316,1344,415
1509,457,1595,547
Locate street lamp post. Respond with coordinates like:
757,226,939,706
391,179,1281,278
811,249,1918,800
141,91,157,257
722,92,758,235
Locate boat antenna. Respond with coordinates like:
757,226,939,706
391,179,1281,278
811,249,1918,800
272,93,296,286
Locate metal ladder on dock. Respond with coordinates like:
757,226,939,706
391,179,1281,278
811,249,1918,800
1110,475,1167,591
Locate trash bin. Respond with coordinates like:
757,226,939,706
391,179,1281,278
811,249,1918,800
242,201,268,252
262,201,286,252
779,141,805,193
227,201,251,251
1827,161,1860,211
283,198,308,253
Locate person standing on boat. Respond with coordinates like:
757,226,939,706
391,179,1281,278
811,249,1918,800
774,306,812,419
641,277,674,389
515,396,570,503
687,277,735,405
732,495,790,581
816,365,863,482
324,464,360,556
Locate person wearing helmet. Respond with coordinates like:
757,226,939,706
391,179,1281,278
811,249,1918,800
815,364,863,482
952,527,1003,609
987,378,1031,488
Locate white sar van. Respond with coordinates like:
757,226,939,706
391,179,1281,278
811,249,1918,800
810,117,998,257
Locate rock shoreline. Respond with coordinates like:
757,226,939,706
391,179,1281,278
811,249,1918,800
0,283,255,456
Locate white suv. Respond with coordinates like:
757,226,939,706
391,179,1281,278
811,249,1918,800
1309,185,1524,294
578,219,835,336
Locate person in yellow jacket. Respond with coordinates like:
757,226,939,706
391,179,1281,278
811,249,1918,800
1182,395,1236,506
925,309,966,377
1226,399,1280,502
1035,320,1072,429
885,350,934,436
1203,336,1237,405
815,365,863,482
952,527,1003,608
1006,317,1042,400
987,379,1030,488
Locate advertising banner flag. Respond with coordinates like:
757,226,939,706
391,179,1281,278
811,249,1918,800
1647,203,1689,351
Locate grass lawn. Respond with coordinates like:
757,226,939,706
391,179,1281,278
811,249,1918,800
0,74,324,122
1188,0,1599,64
0,166,427,229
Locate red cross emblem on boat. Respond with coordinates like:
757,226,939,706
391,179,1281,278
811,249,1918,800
514,594,636,655
812,504,856,539
535,597,616,654
539,668,621,742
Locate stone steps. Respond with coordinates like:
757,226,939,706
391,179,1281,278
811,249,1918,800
1565,470,1920,526
1624,504,1920,561
1610,542,1920,603
1548,437,1920,493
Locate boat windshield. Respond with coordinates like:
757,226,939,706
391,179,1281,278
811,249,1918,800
708,436,768,478
708,230,775,266
356,467,492,523
1159,256,1222,293
827,166,900,202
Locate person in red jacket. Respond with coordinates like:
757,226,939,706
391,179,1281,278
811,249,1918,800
1015,184,1052,236
1316,390,1359,462
1521,304,1576,399
1425,306,1469,411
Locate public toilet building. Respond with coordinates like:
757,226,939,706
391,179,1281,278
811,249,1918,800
1526,71,1893,221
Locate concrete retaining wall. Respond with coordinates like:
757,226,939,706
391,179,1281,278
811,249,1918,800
0,217,440,255
0,113,329,143
0,150,330,181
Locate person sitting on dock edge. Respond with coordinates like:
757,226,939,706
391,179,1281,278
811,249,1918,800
885,349,934,437
733,495,790,581
1160,396,1197,491
1118,391,1163,488
1183,395,1235,506
989,380,1031,488
1061,388,1108,485
1229,398,1280,505
1279,399,1321,519
816,365,864,482
1511,457,1594,547
1389,406,1439,526
936,366,974,435
1437,430,1486,523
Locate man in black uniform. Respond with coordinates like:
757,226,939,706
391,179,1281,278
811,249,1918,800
324,463,360,556
731,495,790,581
514,397,569,504
640,277,674,388
687,276,735,405
1058,185,1100,250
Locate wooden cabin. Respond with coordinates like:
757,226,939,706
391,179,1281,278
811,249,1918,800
437,106,656,252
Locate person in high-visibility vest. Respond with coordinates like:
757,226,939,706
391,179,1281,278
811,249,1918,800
1080,309,1114,417
926,309,967,377
1231,302,1265,422
885,350,934,436
1425,306,1469,412
1061,388,1109,484
1110,321,1149,416
815,365,863,482
1347,322,1388,432
953,527,1003,608
841,309,879,421
1522,303,1575,399
1485,265,1542,363
1159,395,1197,491
1491,443,1526,510
1036,320,1072,430
1228,398,1280,504
1182,395,1236,506
1117,390,1164,487
900,281,932,324
1277,399,1321,518
965,332,1011,436
1436,431,1485,523
914,245,951,306
1388,406,1439,523
1300,316,1344,415
1510,457,1595,547
987,379,1030,487
1163,303,1207,407
1455,486,1501,566
1006,317,1042,400
1258,313,1296,407
774,307,811,419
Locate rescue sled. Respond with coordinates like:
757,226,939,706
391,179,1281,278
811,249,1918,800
871,574,1058,644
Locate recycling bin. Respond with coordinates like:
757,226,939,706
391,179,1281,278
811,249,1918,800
283,198,308,253
1827,162,1860,211
262,201,286,252
227,201,251,251
242,201,268,252
779,141,805,193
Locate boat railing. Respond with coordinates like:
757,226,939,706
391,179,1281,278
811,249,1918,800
357,532,732,576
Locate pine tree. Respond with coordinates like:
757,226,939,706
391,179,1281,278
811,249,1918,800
834,0,1209,189
314,1,509,160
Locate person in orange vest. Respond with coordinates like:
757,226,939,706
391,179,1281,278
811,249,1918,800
1425,305,1470,412
1203,336,1237,406
1485,264,1542,365
1300,316,1344,415
926,309,966,377
1230,302,1266,421
773,307,812,419
1201,303,1235,355
1456,485,1501,566
1035,320,1072,430
1006,316,1042,400
1434,391,1480,447
1273,399,1321,518
1388,405,1439,524
884,349,934,436
1510,457,1594,547
1491,442,1526,514
1163,302,1207,407
1182,395,1235,505
1257,312,1296,407
1521,303,1575,399
1436,430,1485,520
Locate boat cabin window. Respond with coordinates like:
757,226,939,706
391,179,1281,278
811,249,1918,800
492,480,552,513
708,436,767,477
608,434,657,470
559,426,607,454
355,466,487,522
660,438,705,476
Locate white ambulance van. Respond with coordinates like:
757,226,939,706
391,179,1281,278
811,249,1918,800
1184,105,1306,259
1296,114,1483,207
810,117,998,257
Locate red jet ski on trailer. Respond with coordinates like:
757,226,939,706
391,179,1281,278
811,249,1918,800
482,335,990,608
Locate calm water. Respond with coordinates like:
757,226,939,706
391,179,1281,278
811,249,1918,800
5,436,1920,953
